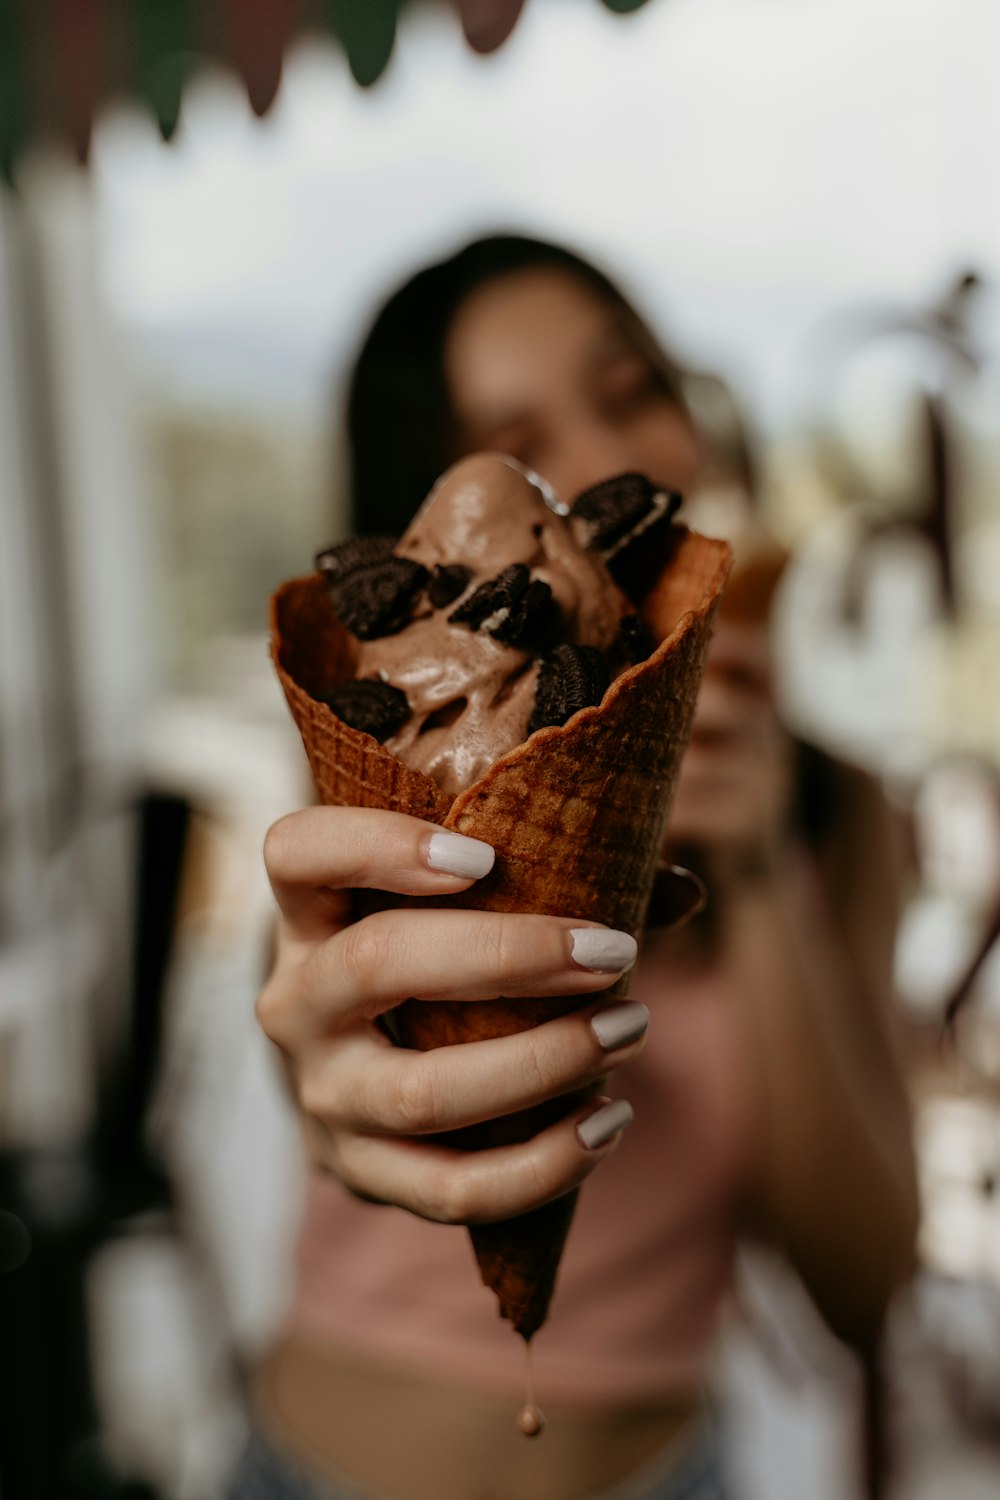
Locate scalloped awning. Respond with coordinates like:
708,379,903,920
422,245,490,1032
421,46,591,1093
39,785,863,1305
0,0,656,180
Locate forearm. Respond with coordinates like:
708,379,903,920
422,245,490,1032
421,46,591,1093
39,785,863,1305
723,850,919,1346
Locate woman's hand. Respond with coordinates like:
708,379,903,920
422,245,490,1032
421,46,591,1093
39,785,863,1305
666,619,795,874
257,807,647,1225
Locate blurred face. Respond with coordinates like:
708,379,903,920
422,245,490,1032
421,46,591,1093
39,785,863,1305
445,265,790,875
443,266,704,505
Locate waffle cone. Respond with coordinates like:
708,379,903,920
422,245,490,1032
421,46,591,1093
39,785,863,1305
271,525,730,1339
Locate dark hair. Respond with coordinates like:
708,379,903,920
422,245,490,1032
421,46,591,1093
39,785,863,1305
346,233,685,536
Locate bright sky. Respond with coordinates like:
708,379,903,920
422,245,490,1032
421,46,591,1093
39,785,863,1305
91,0,1000,430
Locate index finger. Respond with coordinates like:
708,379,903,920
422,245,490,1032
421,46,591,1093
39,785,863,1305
264,806,495,942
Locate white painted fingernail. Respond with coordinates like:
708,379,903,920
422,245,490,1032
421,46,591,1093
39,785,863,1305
425,831,495,880
591,1002,649,1051
569,928,637,973
577,1099,634,1151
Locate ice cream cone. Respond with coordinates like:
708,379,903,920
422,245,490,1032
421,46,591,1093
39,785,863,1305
271,523,730,1339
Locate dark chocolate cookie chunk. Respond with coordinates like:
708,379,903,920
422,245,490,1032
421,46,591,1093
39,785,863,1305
449,563,529,630
315,535,394,577
571,474,681,555
428,563,472,609
323,679,410,741
317,537,429,639
449,563,557,650
527,643,611,735
503,578,558,649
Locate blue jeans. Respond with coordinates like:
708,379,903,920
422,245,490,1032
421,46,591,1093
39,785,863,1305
227,1422,727,1500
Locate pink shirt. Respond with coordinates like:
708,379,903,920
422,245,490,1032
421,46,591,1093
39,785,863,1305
288,962,751,1407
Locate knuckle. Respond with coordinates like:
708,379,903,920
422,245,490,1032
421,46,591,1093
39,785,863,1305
519,1032,560,1101
492,1024,598,1118
473,915,507,974
254,976,286,1041
477,913,551,981
337,916,387,992
262,814,298,877
418,1162,474,1226
519,1147,554,1210
385,1061,440,1136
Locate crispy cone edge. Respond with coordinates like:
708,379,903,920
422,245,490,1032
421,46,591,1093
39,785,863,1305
270,524,731,1340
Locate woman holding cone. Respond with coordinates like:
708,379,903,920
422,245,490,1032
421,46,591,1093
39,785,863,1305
241,238,918,1500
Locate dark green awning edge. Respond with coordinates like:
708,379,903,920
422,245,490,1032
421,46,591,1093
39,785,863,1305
0,0,656,184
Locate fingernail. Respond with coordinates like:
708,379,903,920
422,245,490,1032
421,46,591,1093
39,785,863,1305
569,928,637,973
425,831,495,880
577,1099,634,1150
591,1002,648,1051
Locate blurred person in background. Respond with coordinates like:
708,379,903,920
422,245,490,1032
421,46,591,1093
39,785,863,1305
244,238,919,1500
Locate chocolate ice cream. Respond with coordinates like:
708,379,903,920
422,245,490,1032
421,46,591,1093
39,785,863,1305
318,455,674,794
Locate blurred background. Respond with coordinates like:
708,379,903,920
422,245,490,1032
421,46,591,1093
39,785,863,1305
3,0,1000,1496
